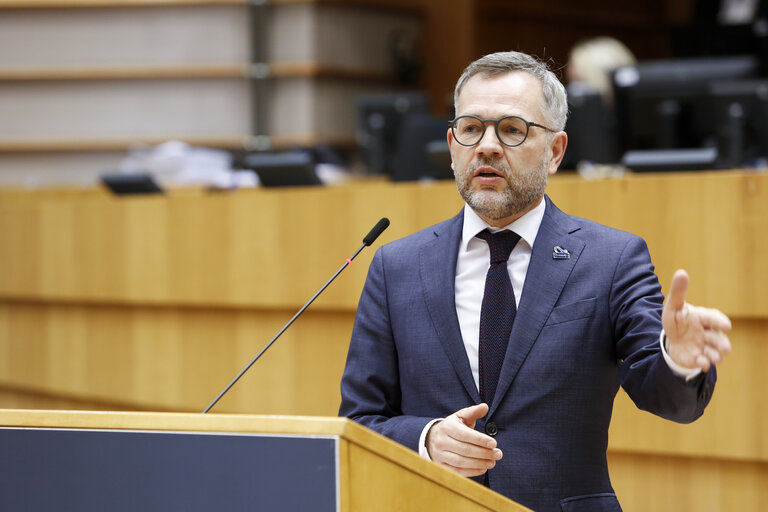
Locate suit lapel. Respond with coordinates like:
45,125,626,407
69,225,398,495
490,197,585,414
420,211,481,403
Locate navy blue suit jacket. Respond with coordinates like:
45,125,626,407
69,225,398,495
339,196,715,511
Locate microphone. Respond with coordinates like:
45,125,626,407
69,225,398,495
202,217,390,413
363,217,390,246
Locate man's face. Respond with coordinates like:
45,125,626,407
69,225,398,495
448,71,566,227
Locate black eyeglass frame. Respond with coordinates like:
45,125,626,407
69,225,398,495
448,115,557,148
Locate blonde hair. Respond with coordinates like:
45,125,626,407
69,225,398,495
567,37,636,104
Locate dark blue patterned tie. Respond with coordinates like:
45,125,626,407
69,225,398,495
476,229,520,404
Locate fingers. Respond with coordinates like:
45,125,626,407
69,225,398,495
662,270,733,371
695,353,711,372
688,306,733,365
698,307,733,332
665,269,689,312
426,404,502,477
698,329,731,370
440,410,497,451
670,327,732,372
702,327,732,356
434,439,503,477
455,402,489,429
443,457,500,477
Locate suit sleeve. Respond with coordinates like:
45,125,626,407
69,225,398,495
338,247,434,451
612,236,715,423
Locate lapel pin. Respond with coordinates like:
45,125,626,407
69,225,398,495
553,246,570,260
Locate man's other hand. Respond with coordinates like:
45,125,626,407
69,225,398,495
663,269,732,372
425,403,503,477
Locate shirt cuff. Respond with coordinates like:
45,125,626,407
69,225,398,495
418,418,443,461
660,330,702,382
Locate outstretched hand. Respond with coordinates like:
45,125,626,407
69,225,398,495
662,269,732,372
425,403,502,477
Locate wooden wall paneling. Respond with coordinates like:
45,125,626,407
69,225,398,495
1,172,766,313
609,318,767,462
0,172,764,413
0,386,142,410
608,451,768,511
0,182,463,307
547,172,768,315
0,198,40,291
0,301,355,414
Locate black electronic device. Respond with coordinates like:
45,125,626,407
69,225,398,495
707,78,768,167
425,140,454,180
561,87,621,168
356,92,429,175
244,151,322,187
101,173,164,195
621,147,720,173
612,55,760,153
389,112,450,181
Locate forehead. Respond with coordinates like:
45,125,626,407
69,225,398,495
456,71,544,119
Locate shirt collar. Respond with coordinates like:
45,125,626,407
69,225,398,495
461,197,546,252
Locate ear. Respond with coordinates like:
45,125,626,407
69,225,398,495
447,128,456,173
547,131,568,175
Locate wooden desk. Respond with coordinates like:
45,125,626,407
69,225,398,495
0,409,527,511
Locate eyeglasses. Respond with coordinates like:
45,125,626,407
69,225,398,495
449,115,557,147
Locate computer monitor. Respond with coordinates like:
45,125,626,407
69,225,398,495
389,112,450,181
612,55,760,153
561,87,620,168
707,78,768,167
426,140,454,180
243,151,322,187
356,92,429,176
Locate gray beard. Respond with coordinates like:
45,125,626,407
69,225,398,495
455,156,548,220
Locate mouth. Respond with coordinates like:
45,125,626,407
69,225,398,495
473,166,505,180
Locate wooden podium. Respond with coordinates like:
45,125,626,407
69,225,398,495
0,409,528,511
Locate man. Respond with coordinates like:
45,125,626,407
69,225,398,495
339,51,731,511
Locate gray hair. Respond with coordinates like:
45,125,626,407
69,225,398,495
453,51,568,131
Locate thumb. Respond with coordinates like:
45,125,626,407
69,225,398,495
666,269,689,312
455,403,489,428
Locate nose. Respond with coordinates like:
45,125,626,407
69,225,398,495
474,123,503,157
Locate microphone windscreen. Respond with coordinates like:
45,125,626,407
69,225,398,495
363,217,390,246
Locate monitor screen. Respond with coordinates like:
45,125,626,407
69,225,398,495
244,151,322,187
389,112,450,181
356,92,429,176
707,78,768,167
561,87,620,168
612,55,760,153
